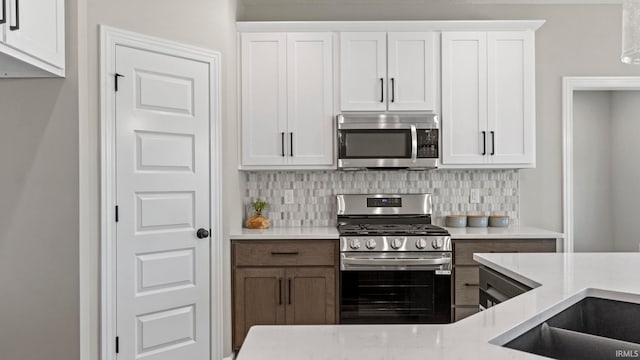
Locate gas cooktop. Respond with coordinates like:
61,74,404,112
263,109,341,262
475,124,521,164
337,223,449,236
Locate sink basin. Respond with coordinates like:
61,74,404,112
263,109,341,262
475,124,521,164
502,296,640,359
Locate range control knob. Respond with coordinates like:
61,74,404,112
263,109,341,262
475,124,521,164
365,239,377,250
350,239,361,250
415,238,428,249
432,238,444,249
390,238,403,249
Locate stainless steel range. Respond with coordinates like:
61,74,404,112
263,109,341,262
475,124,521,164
337,193,452,324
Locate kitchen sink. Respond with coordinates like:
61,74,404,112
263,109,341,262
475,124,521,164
502,296,640,359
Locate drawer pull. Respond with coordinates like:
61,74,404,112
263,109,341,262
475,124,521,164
464,283,480,287
271,251,299,256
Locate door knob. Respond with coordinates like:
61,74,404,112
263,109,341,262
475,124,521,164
197,228,210,239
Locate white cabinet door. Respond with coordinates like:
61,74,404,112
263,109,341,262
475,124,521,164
5,0,64,68
387,32,438,112
287,33,334,166
241,33,288,166
487,31,535,165
340,32,387,111
441,32,488,165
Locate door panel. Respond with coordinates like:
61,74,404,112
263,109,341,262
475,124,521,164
388,32,437,111
286,267,336,325
340,32,387,111
115,45,210,360
441,32,488,165
488,31,535,165
241,33,288,165
234,268,286,350
5,0,64,67
287,32,334,165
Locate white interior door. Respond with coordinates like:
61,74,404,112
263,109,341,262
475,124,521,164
115,45,210,360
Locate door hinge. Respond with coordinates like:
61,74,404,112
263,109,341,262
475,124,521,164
115,206,119,222
114,73,124,92
115,336,120,354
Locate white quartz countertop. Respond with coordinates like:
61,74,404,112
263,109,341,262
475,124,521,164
229,226,339,240
236,252,640,360
229,225,562,240
443,225,564,239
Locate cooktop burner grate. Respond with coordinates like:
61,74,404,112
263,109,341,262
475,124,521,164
337,223,449,236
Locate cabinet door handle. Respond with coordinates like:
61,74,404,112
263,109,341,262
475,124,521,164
288,278,292,305
490,131,495,156
390,78,395,103
380,78,384,103
289,132,293,157
464,283,480,287
1,0,6,24
481,131,487,155
281,132,285,157
278,278,283,305
9,0,18,30
271,251,299,256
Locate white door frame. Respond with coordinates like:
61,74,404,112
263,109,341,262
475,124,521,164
99,26,223,360
562,76,640,253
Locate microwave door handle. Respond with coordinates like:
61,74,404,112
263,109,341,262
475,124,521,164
411,125,418,162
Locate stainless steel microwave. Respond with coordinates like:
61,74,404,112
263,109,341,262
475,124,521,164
337,113,439,170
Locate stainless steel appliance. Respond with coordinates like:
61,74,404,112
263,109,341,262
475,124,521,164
337,113,440,170
337,194,452,324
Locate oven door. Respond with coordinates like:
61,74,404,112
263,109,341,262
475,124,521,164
339,252,451,324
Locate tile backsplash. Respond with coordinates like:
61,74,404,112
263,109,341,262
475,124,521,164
243,170,519,227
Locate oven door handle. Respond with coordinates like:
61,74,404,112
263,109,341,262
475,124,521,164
410,124,418,162
341,255,450,270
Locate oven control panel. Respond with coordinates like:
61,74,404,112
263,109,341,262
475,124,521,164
340,236,451,252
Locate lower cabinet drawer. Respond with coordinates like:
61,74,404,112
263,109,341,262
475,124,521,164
454,239,556,266
234,240,337,267
455,266,480,306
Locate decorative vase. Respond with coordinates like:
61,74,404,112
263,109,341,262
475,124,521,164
245,212,270,229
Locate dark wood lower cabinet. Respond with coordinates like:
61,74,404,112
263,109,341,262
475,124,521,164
286,267,336,325
233,268,286,349
232,240,338,351
452,238,557,321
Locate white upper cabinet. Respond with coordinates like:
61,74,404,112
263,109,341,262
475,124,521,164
441,32,488,165
340,32,438,112
287,33,334,166
339,32,387,111
441,31,535,168
241,33,288,167
0,0,65,77
241,32,334,169
487,32,535,165
387,32,438,111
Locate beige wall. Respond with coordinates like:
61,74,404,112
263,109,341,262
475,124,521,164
0,1,80,360
573,91,614,252
5,2,640,360
572,90,640,252
611,91,640,252
81,0,240,357
238,2,640,232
